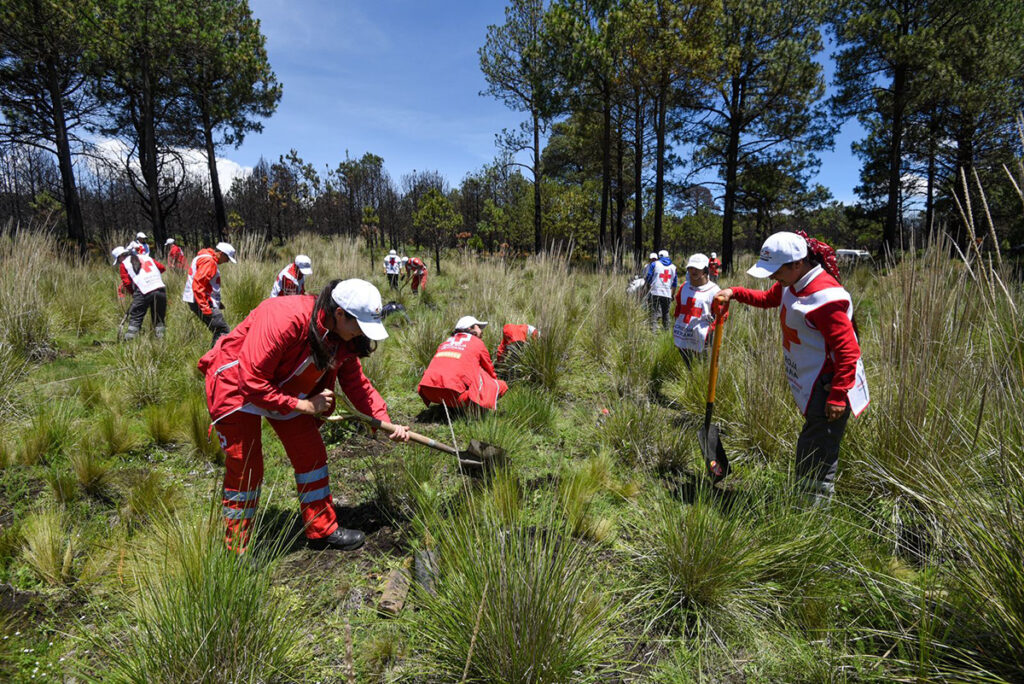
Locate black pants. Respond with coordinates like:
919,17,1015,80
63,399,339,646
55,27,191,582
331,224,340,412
795,374,850,495
125,288,167,339
649,295,671,329
188,301,231,348
387,273,399,290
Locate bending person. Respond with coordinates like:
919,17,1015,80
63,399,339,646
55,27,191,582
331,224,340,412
417,316,508,411
183,241,235,347
121,249,169,340
199,278,410,554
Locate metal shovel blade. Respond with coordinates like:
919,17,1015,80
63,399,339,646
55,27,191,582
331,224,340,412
698,422,729,483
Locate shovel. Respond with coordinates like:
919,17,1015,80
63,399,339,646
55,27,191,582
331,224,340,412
698,307,730,483
324,400,506,474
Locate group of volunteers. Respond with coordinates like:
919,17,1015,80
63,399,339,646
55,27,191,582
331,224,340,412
382,249,428,294
643,233,869,503
110,226,867,553
111,234,239,346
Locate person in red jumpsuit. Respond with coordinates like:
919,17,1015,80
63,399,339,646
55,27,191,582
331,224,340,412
494,324,539,366
406,257,428,294
417,316,508,411
166,238,186,270
199,278,411,553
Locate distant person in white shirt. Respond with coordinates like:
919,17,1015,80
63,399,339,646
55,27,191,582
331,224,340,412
383,249,402,290
271,255,313,297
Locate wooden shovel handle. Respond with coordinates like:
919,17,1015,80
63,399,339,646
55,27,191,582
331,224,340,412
324,409,458,456
706,306,728,406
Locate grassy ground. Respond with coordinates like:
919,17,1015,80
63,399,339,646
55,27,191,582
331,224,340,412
1,228,1022,682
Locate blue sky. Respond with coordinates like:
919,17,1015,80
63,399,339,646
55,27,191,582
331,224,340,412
232,1,864,204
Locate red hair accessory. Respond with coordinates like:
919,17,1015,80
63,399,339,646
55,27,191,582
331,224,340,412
795,231,840,281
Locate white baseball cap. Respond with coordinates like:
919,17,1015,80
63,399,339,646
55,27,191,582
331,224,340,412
454,315,488,331
747,232,807,278
710,252,717,258
216,241,237,263
658,249,669,258
165,238,175,246
685,253,710,270
648,252,657,260
332,279,387,341
388,249,397,255
136,232,147,240
295,254,312,275
110,246,126,264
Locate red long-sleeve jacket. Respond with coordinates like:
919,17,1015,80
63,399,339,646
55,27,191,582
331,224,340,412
168,244,186,269
731,270,861,409
198,295,389,424
495,324,538,364
185,248,221,315
417,332,506,409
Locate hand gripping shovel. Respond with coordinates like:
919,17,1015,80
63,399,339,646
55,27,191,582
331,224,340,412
324,397,506,474
698,307,730,483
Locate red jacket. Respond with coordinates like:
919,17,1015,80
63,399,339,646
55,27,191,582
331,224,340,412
495,324,538,364
417,332,506,410
198,295,389,423
169,244,186,269
185,248,221,315
731,271,860,409
117,262,131,297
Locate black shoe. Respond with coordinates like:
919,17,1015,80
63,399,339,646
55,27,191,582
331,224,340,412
306,528,365,551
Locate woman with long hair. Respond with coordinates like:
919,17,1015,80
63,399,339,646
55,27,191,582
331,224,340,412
198,278,410,553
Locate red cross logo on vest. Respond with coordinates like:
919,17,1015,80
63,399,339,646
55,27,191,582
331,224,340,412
681,297,702,323
781,307,801,351
659,269,673,284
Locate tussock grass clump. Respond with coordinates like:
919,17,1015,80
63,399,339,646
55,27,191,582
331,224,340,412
110,338,193,408
122,471,181,528
404,309,451,375
186,395,221,464
95,409,139,457
496,385,557,433
598,399,684,471
143,403,179,446
0,342,27,420
44,466,78,505
17,401,79,465
70,450,111,496
416,505,617,682
223,266,270,322
0,229,57,360
94,514,305,682
646,486,839,634
21,509,78,585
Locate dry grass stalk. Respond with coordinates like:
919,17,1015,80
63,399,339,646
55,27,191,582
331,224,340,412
461,580,489,684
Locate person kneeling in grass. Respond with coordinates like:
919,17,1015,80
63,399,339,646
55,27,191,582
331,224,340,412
417,315,508,411
672,253,720,368
713,231,869,502
199,278,411,554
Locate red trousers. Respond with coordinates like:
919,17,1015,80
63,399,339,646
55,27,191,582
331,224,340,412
411,272,426,292
216,411,337,551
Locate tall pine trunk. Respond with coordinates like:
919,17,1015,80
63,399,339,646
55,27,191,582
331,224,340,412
884,63,907,255
599,88,611,264
201,104,227,241
532,109,542,253
721,77,742,275
653,80,667,252
44,59,85,253
632,91,644,264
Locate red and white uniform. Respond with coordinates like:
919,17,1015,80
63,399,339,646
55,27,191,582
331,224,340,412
709,257,721,277
495,324,538,365
383,254,401,275
417,332,508,410
731,266,869,416
649,260,677,298
672,280,720,352
117,261,132,298
270,262,305,297
168,244,186,269
182,248,222,315
198,295,390,549
409,258,428,292
123,254,167,294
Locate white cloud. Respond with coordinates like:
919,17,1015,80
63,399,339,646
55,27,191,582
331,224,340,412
85,137,252,190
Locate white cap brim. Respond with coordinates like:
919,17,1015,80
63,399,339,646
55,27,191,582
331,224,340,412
298,266,312,275
356,319,388,341
227,255,237,263
746,261,779,278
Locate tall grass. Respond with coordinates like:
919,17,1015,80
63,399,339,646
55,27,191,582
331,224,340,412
0,227,56,360
91,513,305,682
21,509,78,585
17,400,79,465
0,343,27,420
416,503,618,682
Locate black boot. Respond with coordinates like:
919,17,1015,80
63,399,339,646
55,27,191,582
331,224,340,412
306,527,365,551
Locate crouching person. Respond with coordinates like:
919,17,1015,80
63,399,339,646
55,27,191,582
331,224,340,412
199,278,410,554
417,316,508,411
